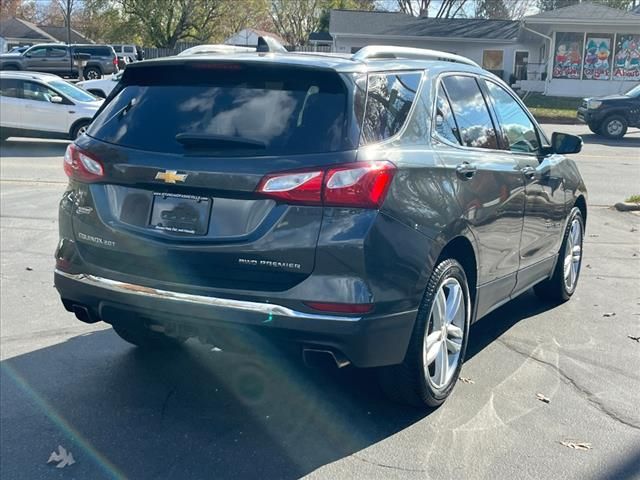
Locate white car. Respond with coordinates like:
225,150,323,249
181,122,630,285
177,44,255,56
77,71,122,98
0,71,103,141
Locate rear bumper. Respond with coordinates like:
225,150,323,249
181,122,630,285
55,269,417,368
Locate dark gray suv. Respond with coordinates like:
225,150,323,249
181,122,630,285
54,46,587,407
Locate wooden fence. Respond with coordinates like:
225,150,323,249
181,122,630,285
141,42,332,59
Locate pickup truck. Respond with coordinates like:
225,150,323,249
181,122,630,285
577,84,640,139
0,44,118,80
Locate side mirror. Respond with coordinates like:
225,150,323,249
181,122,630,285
551,132,582,154
50,95,64,104
24,52,31,58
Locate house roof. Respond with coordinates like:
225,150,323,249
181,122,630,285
525,2,640,24
38,25,94,44
0,17,55,42
309,31,333,42
329,10,520,41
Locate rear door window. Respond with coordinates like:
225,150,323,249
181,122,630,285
360,72,421,144
88,65,357,156
0,79,21,98
433,85,461,145
442,75,498,150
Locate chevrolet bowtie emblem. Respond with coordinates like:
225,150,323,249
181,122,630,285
155,170,187,184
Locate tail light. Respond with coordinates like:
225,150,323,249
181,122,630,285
113,56,118,66
64,144,104,182
256,161,395,209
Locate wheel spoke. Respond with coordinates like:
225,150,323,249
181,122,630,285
446,323,463,339
433,289,446,330
424,331,442,365
564,255,572,279
446,337,461,353
436,342,449,385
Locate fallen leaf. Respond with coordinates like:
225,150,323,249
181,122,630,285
589,234,599,238
585,264,592,269
560,441,592,451
603,312,616,317
459,377,475,384
627,335,640,343
25,267,33,271
536,393,550,403
631,227,638,232
47,445,75,468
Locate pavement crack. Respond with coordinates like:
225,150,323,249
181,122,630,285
496,338,640,432
160,387,177,422
352,454,426,473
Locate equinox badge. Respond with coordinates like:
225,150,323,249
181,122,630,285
155,170,188,184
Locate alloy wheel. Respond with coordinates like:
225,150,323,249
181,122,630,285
563,218,582,291
423,277,466,390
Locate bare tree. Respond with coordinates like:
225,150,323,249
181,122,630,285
396,0,468,17
55,0,75,44
270,0,324,46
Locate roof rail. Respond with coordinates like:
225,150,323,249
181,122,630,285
352,46,479,67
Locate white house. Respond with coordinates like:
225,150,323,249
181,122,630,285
329,3,640,97
225,28,287,47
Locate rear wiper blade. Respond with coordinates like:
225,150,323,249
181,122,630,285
175,133,266,149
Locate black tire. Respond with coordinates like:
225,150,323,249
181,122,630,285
378,258,471,408
534,207,584,302
83,66,102,80
599,115,627,139
587,123,600,134
112,323,184,349
70,120,91,140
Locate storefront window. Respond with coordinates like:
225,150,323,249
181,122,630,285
553,32,583,79
613,34,640,81
582,34,613,81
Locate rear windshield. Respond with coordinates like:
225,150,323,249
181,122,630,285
88,64,357,156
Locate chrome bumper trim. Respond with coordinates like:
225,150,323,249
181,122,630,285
55,269,362,322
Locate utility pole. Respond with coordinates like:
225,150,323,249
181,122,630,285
66,0,71,45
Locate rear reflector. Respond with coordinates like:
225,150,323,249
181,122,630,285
256,161,395,209
64,144,104,182
304,301,374,314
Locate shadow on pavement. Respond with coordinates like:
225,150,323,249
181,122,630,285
0,290,557,479
0,138,69,157
578,131,640,149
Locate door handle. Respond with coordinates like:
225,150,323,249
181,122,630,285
521,166,536,180
456,162,477,181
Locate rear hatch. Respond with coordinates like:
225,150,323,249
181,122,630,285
70,60,361,292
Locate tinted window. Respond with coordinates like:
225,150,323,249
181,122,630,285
50,80,97,103
22,81,58,102
124,46,134,53
26,46,47,57
0,79,21,98
49,46,67,57
434,86,460,145
442,75,498,150
89,66,355,156
484,81,539,154
75,46,112,56
360,72,421,144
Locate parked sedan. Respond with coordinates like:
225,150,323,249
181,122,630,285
577,84,640,139
77,71,122,98
0,71,103,141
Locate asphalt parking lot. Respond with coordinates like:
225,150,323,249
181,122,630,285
1,124,639,479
